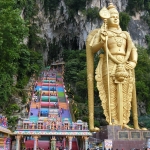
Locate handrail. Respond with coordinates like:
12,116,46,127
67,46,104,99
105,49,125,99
17,122,89,131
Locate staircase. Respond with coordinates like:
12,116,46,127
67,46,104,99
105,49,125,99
22,66,81,150
31,102,40,108
59,103,68,109
61,109,72,123
29,116,38,123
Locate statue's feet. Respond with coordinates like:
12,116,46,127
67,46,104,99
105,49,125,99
134,125,140,130
122,124,134,130
123,124,147,130
141,127,147,130
90,127,100,132
134,125,147,130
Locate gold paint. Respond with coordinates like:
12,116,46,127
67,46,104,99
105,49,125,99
86,3,140,131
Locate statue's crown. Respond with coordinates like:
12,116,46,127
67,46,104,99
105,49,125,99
107,3,119,14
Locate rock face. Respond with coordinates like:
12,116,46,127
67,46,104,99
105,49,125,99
128,17,149,47
34,0,149,62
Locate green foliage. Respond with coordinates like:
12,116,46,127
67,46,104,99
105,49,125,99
142,13,150,27
63,49,86,103
30,50,43,73
0,0,43,128
0,73,13,104
126,0,150,26
119,12,130,31
76,70,87,100
16,44,43,89
135,47,150,113
5,104,20,115
16,0,38,20
74,103,88,121
64,58,79,83
94,120,100,127
146,100,150,115
64,0,92,18
0,0,28,103
139,115,150,129
86,7,99,21
7,116,18,130
16,0,45,52
43,0,60,16
63,50,79,62
63,50,101,125
28,23,44,51
145,35,150,54
126,0,145,15
63,50,86,84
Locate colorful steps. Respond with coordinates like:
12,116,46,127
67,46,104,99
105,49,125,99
58,97,66,102
23,66,80,150
59,103,68,109
31,102,40,108
58,92,65,97
29,116,39,123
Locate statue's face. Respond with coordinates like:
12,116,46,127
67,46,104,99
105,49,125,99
107,13,119,28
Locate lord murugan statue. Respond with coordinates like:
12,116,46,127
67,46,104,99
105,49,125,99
86,2,140,132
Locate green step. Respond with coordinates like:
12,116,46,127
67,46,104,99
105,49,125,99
43,80,50,83
59,97,66,102
58,92,65,97
41,96,49,102
50,96,58,102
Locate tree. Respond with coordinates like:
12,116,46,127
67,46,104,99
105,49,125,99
76,70,87,100
119,12,130,31
135,47,150,113
0,1,30,125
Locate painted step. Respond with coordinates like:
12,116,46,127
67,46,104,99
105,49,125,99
59,103,68,109
29,116,39,123
30,102,40,108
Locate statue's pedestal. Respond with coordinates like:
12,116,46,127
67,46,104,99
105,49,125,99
93,125,149,149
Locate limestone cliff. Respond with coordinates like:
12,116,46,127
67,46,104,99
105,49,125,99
32,0,149,62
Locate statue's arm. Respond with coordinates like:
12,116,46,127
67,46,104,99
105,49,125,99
129,45,138,64
126,32,138,64
89,31,104,54
125,32,138,70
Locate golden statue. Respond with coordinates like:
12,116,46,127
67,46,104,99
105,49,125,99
86,3,140,132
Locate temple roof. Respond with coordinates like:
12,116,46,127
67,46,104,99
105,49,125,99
0,126,12,135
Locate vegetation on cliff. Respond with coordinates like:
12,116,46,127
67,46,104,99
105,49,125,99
0,0,43,128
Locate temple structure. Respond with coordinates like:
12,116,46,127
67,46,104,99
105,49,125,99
13,62,92,150
0,115,12,150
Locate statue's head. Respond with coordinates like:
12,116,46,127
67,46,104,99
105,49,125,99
107,3,120,29
107,3,119,15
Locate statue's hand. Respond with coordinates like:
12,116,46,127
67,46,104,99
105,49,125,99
100,30,107,42
125,61,136,70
